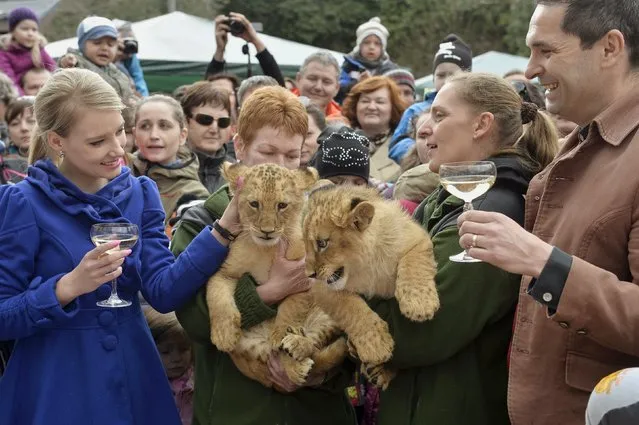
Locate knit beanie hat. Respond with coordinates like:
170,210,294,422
383,69,415,93
433,34,473,72
355,17,389,51
315,128,370,182
76,16,118,53
8,7,39,32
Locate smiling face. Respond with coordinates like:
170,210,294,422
356,87,392,132
83,36,118,67
421,83,484,173
134,101,187,165
186,104,232,155
8,107,35,151
13,19,38,48
414,112,431,164
525,4,603,125
51,108,126,193
296,62,340,111
360,35,383,61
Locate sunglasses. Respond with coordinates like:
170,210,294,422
192,113,231,129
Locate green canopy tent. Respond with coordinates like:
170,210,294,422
46,11,345,94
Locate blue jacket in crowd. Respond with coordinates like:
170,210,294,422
0,160,227,424
388,91,437,163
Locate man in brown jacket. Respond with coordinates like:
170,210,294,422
457,0,639,424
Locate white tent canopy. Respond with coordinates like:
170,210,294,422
46,11,345,67
415,51,531,90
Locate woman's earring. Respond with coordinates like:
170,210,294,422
59,151,65,159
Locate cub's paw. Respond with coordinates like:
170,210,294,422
349,319,394,365
284,357,315,386
280,327,316,361
361,363,396,390
210,310,242,352
396,283,440,322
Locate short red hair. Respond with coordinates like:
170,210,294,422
237,86,308,144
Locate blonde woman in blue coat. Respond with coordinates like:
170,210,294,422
0,68,241,424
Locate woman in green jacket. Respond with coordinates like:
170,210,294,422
129,94,210,236
369,73,559,425
170,86,356,425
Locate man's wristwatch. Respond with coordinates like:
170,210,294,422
213,219,238,242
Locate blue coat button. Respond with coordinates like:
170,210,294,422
96,284,111,300
98,311,115,327
102,335,118,351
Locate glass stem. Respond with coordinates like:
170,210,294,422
463,201,473,257
110,278,119,298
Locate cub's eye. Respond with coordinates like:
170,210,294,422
277,202,288,210
249,200,259,209
316,239,329,250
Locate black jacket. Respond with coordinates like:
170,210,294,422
205,48,285,87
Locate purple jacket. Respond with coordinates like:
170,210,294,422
0,43,56,94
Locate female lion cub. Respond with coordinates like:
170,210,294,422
207,163,346,389
303,182,440,389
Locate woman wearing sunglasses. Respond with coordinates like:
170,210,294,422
180,81,234,193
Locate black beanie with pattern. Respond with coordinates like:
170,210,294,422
433,34,473,72
315,128,370,182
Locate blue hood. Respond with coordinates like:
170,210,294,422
26,159,138,223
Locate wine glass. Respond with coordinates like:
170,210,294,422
90,223,139,308
439,161,497,263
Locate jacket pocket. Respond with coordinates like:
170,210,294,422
565,351,631,392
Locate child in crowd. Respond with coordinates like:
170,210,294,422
0,7,56,94
130,94,209,236
338,17,398,103
144,307,194,425
58,16,134,99
315,127,370,186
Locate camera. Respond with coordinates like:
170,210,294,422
224,19,246,36
121,38,139,55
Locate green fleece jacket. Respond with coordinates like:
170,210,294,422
370,156,529,425
130,147,209,223
170,185,356,425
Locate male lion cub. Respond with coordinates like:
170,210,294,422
303,183,439,388
207,163,345,389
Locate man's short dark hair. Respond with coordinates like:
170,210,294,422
180,81,232,117
206,72,240,90
537,0,639,68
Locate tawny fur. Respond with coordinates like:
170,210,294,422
303,183,439,389
206,163,345,389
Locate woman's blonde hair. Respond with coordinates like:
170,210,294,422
29,68,124,165
446,72,558,174
135,94,186,128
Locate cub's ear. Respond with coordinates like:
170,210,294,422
348,198,375,232
222,162,247,194
295,166,319,191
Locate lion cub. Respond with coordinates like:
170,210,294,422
207,163,345,389
303,183,439,388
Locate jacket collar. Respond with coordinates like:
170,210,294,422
590,81,639,146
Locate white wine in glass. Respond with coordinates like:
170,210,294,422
439,161,497,263
90,223,139,308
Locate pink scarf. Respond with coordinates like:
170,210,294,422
170,367,194,425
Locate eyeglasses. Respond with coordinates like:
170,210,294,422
191,113,231,128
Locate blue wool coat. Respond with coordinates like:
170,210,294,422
0,160,228,425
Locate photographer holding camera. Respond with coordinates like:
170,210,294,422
115,22,149,97
206,13,285,90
